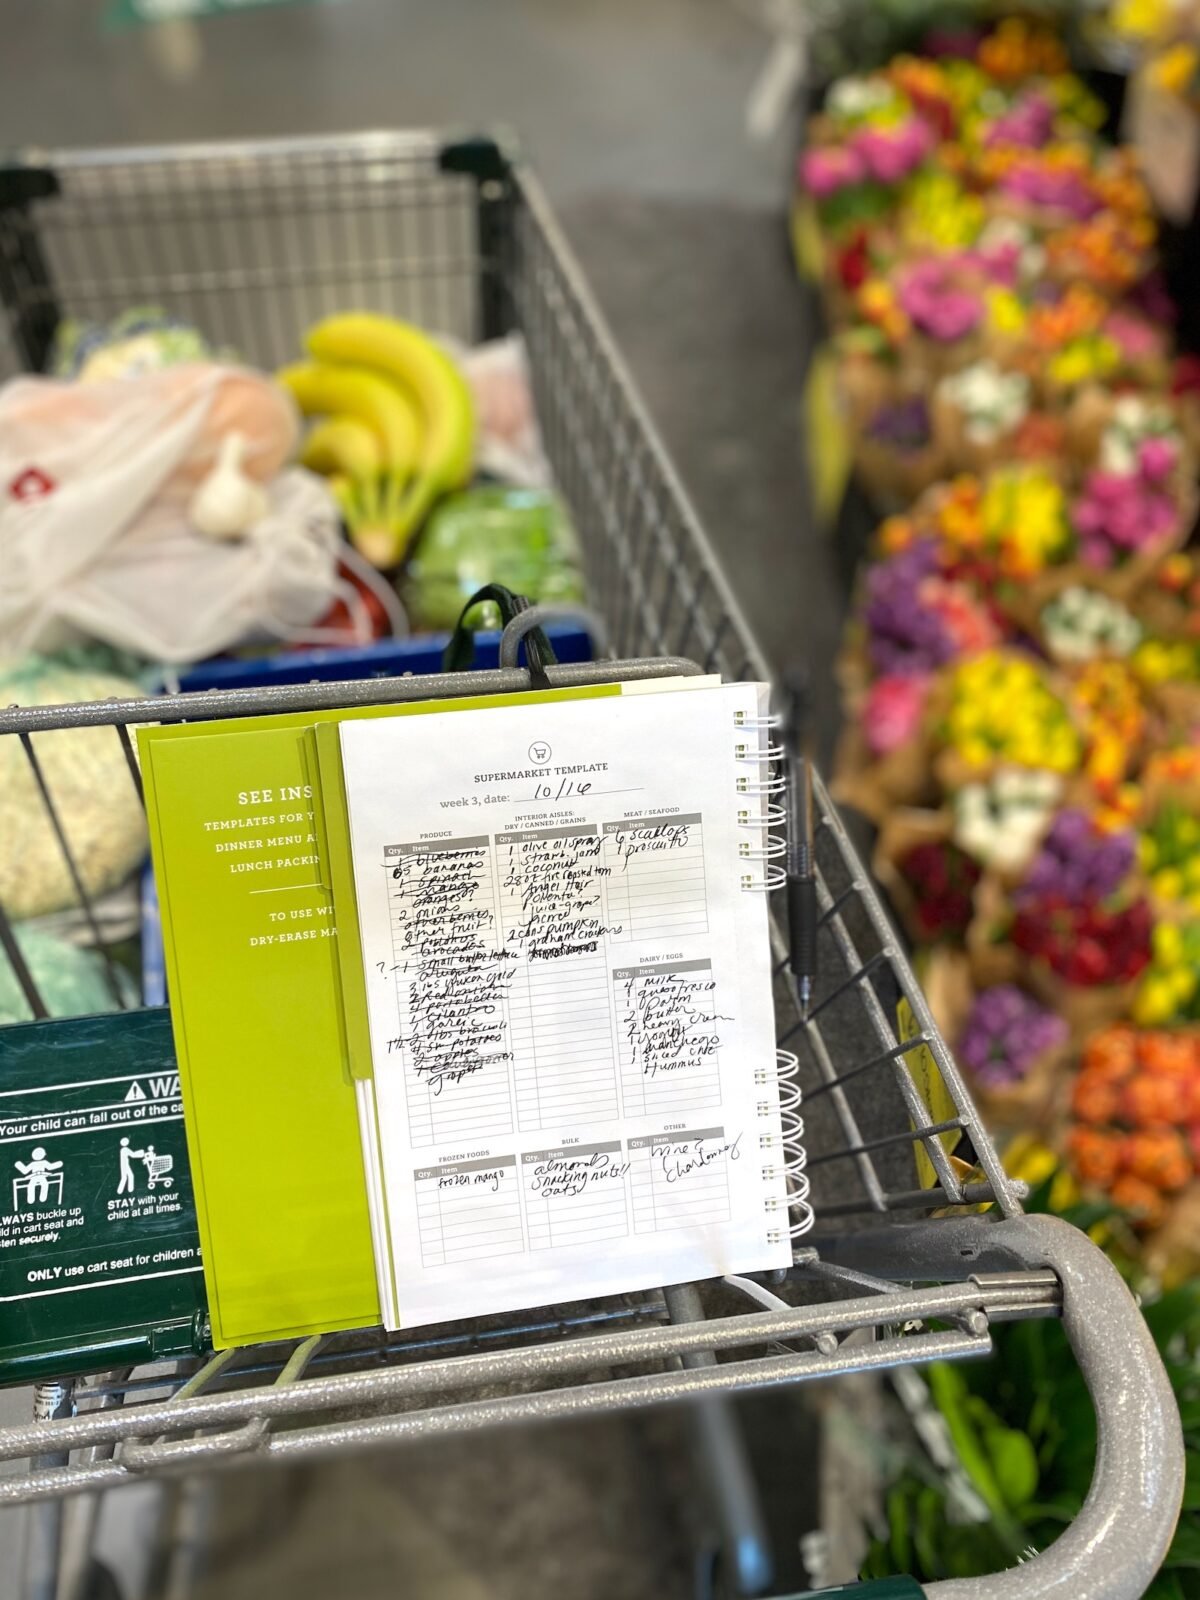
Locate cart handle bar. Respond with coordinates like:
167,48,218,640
814,1213,1184,1600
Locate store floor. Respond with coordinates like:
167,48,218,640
0,3,843,1595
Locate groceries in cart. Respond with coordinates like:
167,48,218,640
0,302,584,679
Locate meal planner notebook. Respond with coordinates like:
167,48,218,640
139,678,717,1347
328,680,794,1329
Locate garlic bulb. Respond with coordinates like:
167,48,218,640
188,432,269,541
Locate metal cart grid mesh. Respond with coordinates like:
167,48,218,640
0,139,1183,1600
0,130,1016,1232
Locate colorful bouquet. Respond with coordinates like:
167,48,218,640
813,20,1200,1265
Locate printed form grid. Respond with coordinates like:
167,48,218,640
628,1128,734,1235
521,1142,632,1251
496,827,621,1131
414,1155,525,1267
602,815,709,944
615,959,723,1119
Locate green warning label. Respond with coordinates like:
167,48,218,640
0,1008,206,1381
1,1064,200,1301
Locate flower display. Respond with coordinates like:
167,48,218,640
959,984,1068,1085
898,259,984,343
1040,586,1142,663
1133,920,1200,1024
1015,808,1137,906
867,395,933,451
1069,659,1148,792
864,673,931,757
896,838,982,938
810,20,1200,1254
799,145,869,200
1012,894,1153,986
1098,395,1181,475
938,361,1030,444
979,469,1072,578
1139,804,1200,911
850,118,936,184
953,768,1062,870
1072,463,1181,568
944,652,1081,772
1066,1025,1200,1225
863,539,1000,676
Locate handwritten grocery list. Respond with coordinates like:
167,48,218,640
338,683,788,1328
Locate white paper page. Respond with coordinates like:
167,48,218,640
340,683,789,1328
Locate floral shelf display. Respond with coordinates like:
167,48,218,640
805,17,1200,1266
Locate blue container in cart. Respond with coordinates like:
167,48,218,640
171,623,595,693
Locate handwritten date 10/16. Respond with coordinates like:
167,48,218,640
531,777,591,802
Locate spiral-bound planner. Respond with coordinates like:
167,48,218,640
328,680,810,1330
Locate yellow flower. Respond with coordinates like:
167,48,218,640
1153,866,1184,901
1153,920,1183,966
986,288,1027,335
1153,43,1199,98
1133,976,1175,1025
1048,337,1120,387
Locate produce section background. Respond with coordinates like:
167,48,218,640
0,1,832,1595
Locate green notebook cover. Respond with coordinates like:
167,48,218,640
138,684,619,1348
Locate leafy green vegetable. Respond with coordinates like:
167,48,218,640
862,1179,1200,1591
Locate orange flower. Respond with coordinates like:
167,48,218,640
1030,283,1109,347
1072,1072,1122,1124
1138,1030,1199,1078
1120,1072,1191,1128
1121,1128,1194,1190
878,516,916,555
1083,1025,1139,1080
1067,1126,1123,1187
1110,1172,1168,1226
977,18,1067,82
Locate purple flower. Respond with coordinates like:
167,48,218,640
868,396,932,450
959,984,1068,1086
899,259,984,342
863,538,957,676
1016,809,1134,905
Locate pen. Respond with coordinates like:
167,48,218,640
784,673,818,1020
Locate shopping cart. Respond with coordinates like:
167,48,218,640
0,133,1182,1600
143,1153,173,1192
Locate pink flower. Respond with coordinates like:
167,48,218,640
1073,467,1182,564
850,118,934,185
984,92,1056,150
1138,435,1177,480
1103,311,1162,362
920,577,1001,654
899,258,983,342
1000,162,1100,220
864,673,930,757
973,240,1021,286
799,144,867,199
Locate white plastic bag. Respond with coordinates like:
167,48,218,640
460,335,552,488
0,364,350,662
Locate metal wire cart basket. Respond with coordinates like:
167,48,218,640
0,134,1184,1600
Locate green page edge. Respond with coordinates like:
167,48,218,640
136,683,619,1347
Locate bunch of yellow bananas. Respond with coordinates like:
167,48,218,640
278,312,476,569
